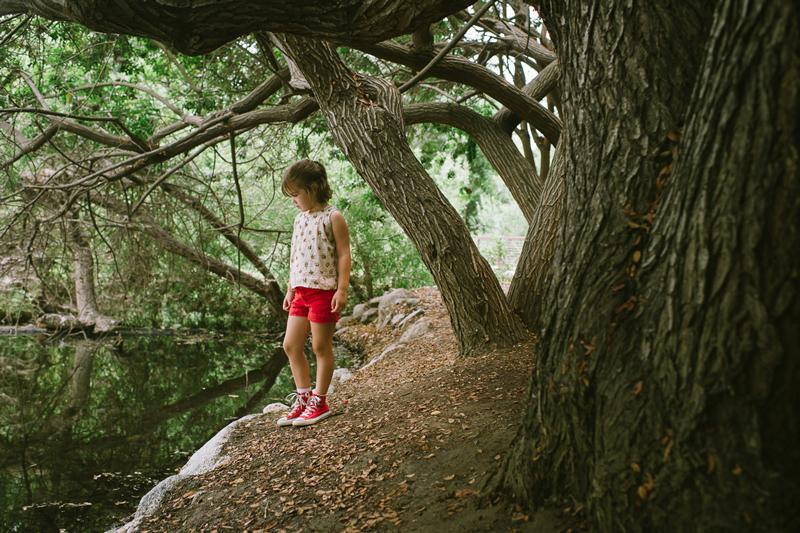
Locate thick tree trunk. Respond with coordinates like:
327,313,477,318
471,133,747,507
500,1,799,530
278,34,526,355
507,146,563,328
0,0,475,54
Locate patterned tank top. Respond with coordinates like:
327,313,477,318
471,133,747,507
289,204,339,290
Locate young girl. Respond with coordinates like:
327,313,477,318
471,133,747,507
277,159,351,427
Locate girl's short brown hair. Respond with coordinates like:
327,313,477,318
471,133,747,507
281,159,332,204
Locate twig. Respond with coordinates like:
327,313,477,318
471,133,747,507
399,1,497,93
130,143,211,215
0,14,30,48
230,132,244,286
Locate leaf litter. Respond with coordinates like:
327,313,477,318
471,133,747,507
134,288,580,532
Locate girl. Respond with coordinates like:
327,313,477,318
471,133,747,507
277,159,351,427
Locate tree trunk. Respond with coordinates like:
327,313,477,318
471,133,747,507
67,207,119,331
500,0,799,530
507,145,563,329
278,34,526,355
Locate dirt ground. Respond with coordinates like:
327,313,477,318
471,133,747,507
134,288,579,532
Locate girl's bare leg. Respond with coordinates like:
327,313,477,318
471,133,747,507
283,316,311,389
310,321,336,395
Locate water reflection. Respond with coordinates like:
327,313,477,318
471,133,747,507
0,333,293,532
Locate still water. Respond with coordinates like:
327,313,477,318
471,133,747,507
0,331,298,532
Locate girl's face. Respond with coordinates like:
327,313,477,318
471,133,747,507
288,187,317,212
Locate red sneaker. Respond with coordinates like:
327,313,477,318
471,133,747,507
292,393,331,426
276,391,311,426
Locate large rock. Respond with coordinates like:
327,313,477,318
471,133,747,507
397,308,424,329
350,302,369,321
377,289,419,326
110,414,260,532
360,307,379,324
399,318,432,344
336,316,357,328
327,367,354,394
360,343,403,370
262,402,290,414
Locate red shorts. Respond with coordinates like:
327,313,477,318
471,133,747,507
289,287,339,323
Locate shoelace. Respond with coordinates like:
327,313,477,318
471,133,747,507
305,395,321,410
284,392,307,408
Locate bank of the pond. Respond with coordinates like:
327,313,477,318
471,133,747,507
0,331,319,533
123,288,582,532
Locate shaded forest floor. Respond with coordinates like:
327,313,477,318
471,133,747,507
134,288,581,532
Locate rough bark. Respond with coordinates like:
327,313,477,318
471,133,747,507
278,34,526,355
500,0,799,531
404,102,540,222
493,60,560,134
357,41,561,145
0,0,474,54
507,146,563,328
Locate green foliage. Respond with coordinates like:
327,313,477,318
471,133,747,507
0,19,526,330
0,287,38,324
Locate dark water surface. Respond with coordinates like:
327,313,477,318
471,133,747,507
0,332,295,532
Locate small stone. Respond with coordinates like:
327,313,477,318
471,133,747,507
262,403,290,414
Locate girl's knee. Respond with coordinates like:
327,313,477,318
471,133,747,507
311,338,333,357
283,339,303,357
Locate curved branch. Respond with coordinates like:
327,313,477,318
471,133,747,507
91,192,287,317
0,121,57,169
357,41,561,144
0,0,476,54
471,15,557,64
69,81,200,123
404,102,540,222
493,59,560,134
399,0,497,93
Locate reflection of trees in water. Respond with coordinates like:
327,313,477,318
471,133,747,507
0,335,288,531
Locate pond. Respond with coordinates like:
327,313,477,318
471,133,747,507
0,331,318,532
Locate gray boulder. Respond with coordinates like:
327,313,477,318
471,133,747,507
399,317,432,344
377,289,420,326
360,307,379,324
262,402,290,414
361,343,403,370
350,303,368,321
328,367,354,394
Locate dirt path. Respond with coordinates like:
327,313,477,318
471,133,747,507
135,288,574,532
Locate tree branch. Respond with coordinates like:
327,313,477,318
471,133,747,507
404,101,540,222
357,40,561,144
0,0,476,54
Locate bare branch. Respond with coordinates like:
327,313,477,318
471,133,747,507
357,40,561,144
493,59,559,134
400,1,497,93
68,81,201,124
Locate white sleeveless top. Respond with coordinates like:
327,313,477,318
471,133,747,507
289,204,338,290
